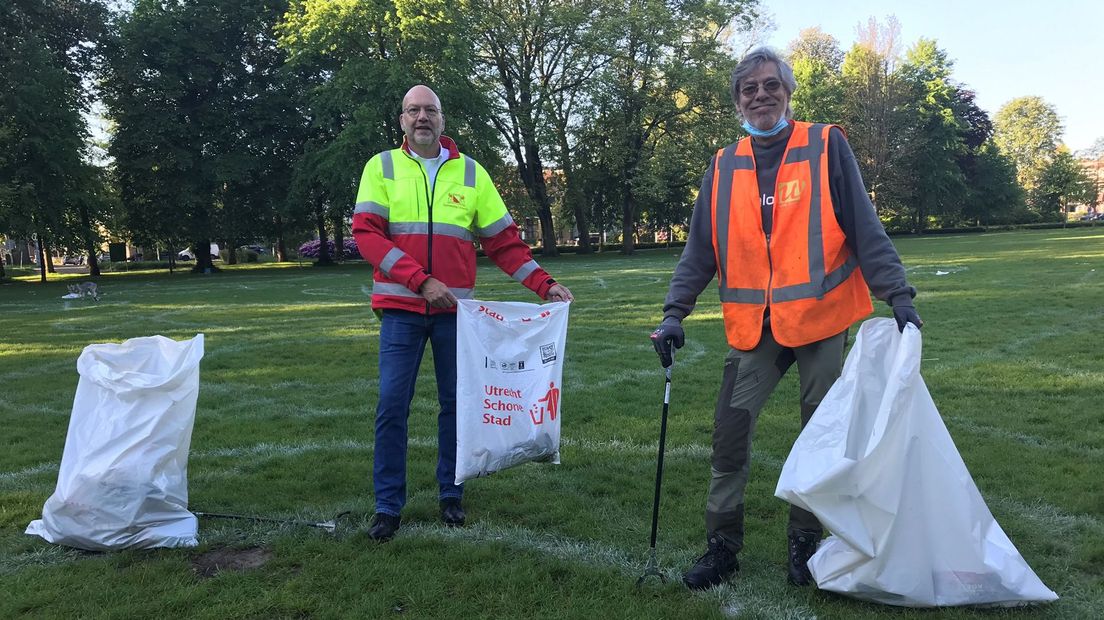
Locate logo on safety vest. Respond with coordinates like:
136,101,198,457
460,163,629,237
778,180,805,206
447,192,466,207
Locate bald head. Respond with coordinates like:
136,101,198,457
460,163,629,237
399,84,445,157
402,85,441,111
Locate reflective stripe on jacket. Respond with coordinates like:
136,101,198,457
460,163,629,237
352,135,553,314
711,121,873,350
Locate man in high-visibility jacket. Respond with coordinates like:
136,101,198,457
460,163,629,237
353,85,573,542
650,47,921,590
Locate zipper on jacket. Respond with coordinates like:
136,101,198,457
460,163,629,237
413,152,458,314
765,232,773,311
415,163,433,314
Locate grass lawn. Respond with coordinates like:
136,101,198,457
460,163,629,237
1,228,1102,618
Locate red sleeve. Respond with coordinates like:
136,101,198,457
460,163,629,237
481,222,556,299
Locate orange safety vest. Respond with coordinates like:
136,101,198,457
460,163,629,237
710,121,873,350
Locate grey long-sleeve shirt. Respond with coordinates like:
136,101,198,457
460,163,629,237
662,126,915,324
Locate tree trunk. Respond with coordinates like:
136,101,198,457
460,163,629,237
620,193,636,255
45,240,57,273
556,131,590,254
521,147,559,257
87,251,100,277
331,211,345,262
192,238,216,273
315,206,332,265
78,202,101,277
36,233,48,282
226,239,238,265
0,247,6,279
274,214,287,262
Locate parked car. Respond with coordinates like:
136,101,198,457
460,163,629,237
178,243,221,261
62,255,85,266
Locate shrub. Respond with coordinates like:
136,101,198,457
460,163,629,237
297,238,363,260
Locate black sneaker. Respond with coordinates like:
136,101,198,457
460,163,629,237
787,530,819,586
440,498,465,527
368,512,400,542
682,535,739,590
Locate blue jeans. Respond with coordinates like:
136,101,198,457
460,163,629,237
374,309,463,516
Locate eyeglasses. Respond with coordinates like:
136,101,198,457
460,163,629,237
403,106,440,118
739,79,783,97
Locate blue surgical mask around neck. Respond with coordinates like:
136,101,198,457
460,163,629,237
742,117,789,138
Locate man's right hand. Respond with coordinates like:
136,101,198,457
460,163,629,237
650,319,685,368
419,277,457,308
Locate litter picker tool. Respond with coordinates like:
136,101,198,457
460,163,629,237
194,510,347,534
637,346,674,586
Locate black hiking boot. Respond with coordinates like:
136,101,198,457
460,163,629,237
682,535,739,590
368,513,401,542
787,529,820,586
440,498,465,527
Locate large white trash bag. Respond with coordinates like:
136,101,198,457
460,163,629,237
775,319,1057,607
455,299,569,484
26,334,205,550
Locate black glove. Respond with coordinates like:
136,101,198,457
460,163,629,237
892,303,922,332
650,319,685,368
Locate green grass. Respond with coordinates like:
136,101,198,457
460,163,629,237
1,228,1102,618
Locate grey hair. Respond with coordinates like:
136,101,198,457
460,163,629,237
731,46,796,119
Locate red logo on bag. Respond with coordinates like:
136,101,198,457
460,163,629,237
529,381,560,425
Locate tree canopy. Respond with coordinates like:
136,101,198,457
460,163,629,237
2,4,1093,281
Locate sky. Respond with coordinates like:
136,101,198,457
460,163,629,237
759,0,1103,152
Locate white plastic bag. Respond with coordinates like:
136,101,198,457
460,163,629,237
26,334,205,550
775,318,1057,607
455,299,569,484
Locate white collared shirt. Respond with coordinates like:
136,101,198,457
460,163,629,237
413,145,449,189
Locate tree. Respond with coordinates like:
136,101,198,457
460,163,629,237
787,26,844,70
108,0,310,272
586,0,753,254
1033,149,1098,221
895,38,965,231
962,142,1026,225
277,0,498,263
787,29,846,124
840,36,912,219
106,1,230,273
0,0,108,281
993,96,1063,196
537,1,609,253
463,0,607,256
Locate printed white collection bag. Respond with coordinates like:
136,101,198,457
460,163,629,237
775,319,1057,607
26,334,205,550
455,299,569,484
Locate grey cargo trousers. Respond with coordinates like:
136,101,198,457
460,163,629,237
706,323,847,553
